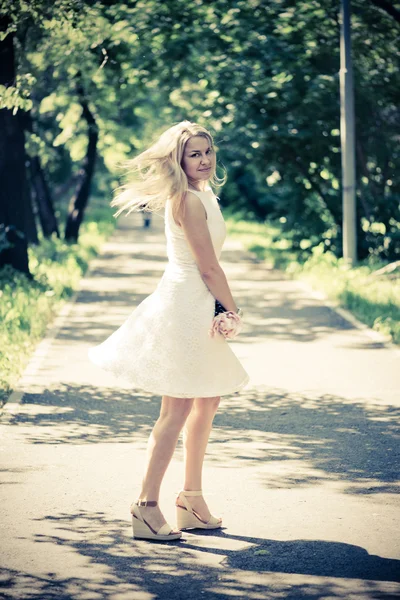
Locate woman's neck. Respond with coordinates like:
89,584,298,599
187,179,208,192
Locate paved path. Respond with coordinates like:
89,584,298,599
1,212,400,600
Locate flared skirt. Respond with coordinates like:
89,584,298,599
89,267,249,397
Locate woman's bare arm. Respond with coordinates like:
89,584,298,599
178,192,238,312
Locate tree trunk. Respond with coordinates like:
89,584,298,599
29,155,60,237
23,111,60,238
0,18,32,276
24,151,39,245
65,79,99,242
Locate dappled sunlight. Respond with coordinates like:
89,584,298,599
37,214,359,352
2,166,399,600
3,209,399,600
220,267,355,344
40,215,361,353
1,510,397,600
12,384,158,445
213,387,400,493
7,383,398,497
2,1,399,597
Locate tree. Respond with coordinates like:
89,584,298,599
64,77,99,241
1,0,398,262
24,110,60,238
152,0,399,260
0,16,32,275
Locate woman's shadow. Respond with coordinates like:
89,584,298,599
181,529,400,583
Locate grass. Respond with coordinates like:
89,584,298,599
225,218,299,269
0,200,115,405
226,217,400,345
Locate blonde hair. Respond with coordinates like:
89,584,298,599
111,120,225,221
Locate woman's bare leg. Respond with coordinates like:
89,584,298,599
137,395,194,531
181,396,221,521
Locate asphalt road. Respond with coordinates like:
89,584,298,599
1,212,400,600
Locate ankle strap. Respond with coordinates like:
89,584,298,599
136,500,158,507
181,490,202,497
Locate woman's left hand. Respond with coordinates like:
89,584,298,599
209,311,242,339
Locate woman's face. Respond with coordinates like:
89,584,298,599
181,135,216,187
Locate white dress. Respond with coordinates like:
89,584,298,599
88,188,249,398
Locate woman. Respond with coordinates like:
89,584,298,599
89,121,249,541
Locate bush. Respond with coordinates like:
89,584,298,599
0,203,115,405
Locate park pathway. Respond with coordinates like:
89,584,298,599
1,211,400,600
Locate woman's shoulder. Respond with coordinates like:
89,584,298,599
184,189,206,202
185,189,217,209
185,187,215,199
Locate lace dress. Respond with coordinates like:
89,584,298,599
88,188,249,398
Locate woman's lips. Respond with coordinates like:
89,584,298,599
199,167,211,171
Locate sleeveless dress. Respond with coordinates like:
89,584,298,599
88,188,249,398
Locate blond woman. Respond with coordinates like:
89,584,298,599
89,121,249,541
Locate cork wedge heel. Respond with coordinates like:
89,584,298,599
131,500,182,541
176,490,222,530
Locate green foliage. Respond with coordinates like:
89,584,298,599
0,74,35,113
227,219,400,345
0,201,114,405
3,0,398,261
156,0,399,260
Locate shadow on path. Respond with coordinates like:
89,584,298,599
12,384,400,495
69,214,359,347
1,511,399,600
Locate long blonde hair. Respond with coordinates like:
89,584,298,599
111,121,224,221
